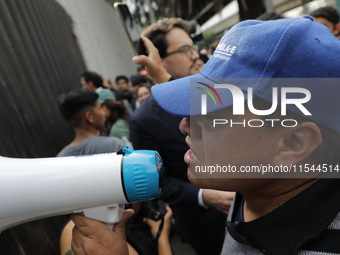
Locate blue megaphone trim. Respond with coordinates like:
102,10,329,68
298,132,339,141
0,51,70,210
120,146,162,202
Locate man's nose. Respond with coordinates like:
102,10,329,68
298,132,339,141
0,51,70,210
179,117,190,135
191,50,199,61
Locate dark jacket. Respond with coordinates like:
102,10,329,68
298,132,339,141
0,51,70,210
129,96,227,255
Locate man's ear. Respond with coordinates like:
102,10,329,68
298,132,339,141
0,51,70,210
273,122,322,165
84,110,94,124
161,58,168,69
87,81,96,90
335,23,340,35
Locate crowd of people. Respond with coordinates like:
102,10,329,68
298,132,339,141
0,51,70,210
57,16,214,255
55,5,340,255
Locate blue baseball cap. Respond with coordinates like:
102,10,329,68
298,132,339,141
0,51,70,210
152,16,340,131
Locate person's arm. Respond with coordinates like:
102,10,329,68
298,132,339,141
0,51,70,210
132,36,172,84
71,209,134,255
128,106,158,151
144,206,173,255
60,220,74,255
60,213,138,255
162,178,235,214
161,177,200,205
202,189,235,214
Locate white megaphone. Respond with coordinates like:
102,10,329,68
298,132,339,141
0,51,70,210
0,146,163,232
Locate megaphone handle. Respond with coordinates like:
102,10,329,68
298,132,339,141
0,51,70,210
74,204,125,229
105,223,114,230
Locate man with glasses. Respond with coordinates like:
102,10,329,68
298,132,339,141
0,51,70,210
133,17,201,82
129,18,231,255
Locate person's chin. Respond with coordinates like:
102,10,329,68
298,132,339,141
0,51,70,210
189,63,201,75
189,68,200,75
187,167,207,188
187,172,201,187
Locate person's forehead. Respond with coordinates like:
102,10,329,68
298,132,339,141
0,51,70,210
138,87,145,93
165,27,192,50
117,79,127,84
314,17,334,26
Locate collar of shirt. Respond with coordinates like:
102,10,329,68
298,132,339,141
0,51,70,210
227,179,340,255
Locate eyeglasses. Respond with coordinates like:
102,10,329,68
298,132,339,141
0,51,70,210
165,45,198,59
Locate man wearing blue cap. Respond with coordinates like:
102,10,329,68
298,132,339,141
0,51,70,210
71,16,340,255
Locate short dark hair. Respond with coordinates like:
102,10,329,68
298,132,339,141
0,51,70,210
137,66,145,72
115,75,129,84
138,17,190,58
199,53,209,64
81,71,103,88
136,84,151,95
58,88,98,127
102,100,129,126
310,6,340,25
257,12,284,21
130,74,148,86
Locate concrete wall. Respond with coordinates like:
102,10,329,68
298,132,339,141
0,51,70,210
0,0,86,158
56,0,139,81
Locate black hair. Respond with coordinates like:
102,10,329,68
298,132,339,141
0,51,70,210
115,75,129,84
199,53,209,64
102,100,129,131
58,88,98,127
310,6,340,25
137,66,145,72
130,74,148,86
81,71,103,88
256,12,284,21
138,18,190,58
